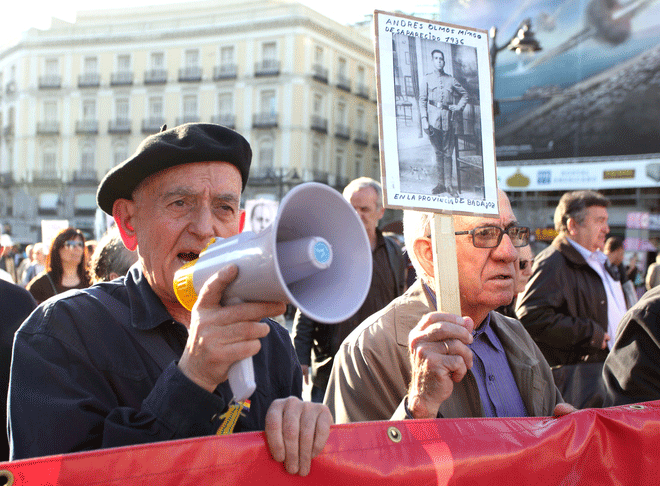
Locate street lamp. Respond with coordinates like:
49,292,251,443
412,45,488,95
489,18,542,115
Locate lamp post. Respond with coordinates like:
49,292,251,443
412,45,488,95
489,18,542,115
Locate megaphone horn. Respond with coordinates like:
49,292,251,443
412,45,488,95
173,182,373,401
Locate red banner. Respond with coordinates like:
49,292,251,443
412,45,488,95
2,401,659,485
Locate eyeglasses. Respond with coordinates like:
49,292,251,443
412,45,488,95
519,259,533,270
454,226,530,248
64,240,84,249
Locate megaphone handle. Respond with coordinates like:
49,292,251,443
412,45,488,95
228,357,256,403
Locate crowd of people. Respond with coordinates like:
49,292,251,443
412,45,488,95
0,122,659,476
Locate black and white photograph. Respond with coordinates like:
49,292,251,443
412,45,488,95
375,11,498,215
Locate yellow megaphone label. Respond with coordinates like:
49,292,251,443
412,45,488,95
172,238,216,311
173,259,199,311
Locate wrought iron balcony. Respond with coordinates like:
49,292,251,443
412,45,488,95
336,75,351,92
108,119,131,134
252,112,278,129
72,169,98,183
355,83,370,100
310,115,328,134
213,64,237,80
39,75,62,89
254,60,280,77
211,114,236,129
37,121,60,135
144,69,168,84
76,120,99,134
176,115,200,125
311,64,328,83
354,130,369,145
111,71,134,86
142,117,166,134
334,124,351,140
178,66,202,82
78,73,101,88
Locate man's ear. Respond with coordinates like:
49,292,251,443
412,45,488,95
413,236,435,281
566,217,577,236
113,199,138,251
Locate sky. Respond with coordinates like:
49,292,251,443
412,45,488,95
0,0,412,49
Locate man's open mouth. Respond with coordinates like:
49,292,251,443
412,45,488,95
178,252,199,262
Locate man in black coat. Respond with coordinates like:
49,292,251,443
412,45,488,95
0,233,36,460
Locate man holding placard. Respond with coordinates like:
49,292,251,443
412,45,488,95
325,190,570,422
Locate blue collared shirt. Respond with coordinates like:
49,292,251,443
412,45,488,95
424,283,528,417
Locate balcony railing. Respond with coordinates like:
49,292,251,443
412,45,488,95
211,114,236,129
111,71,134,86
33,170,59,183
76,120,99,134
39,75,62,89
254,60,280,77
72,169,98,183
214,64,237,80
2,125,13,137
178,66,202,82
310,115,328,134
78,73,101,88
142,117,166,134
108,119,131,134
252,112,278,128
334,124,351,140
176,115,200,125
311,64,328,83
355,83,370,100
336,75,351,92
144,69,168,84
354,130,369,145
37,121,60,135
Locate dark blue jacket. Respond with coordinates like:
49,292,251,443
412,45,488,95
9,265,301,460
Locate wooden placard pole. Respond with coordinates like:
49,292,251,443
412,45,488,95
431,213,461,315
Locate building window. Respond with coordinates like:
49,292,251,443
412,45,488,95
221,46,234,65
74,194,97,216
213,92,235,127
313,93,324,115
38,193,59,216
315,46,324,65
117,54,131,72
258,138,274,169
256,42,279,75
84,57,98,74
80,142,96,176
354,152,363,178
181,94,198,124
115,98,129,121
185,49,199,68
83,99,96,121
113,143,128,167
151,52,165,69
42,145,57,178
149,96,163,119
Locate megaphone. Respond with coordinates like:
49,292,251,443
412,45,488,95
173,182,372,401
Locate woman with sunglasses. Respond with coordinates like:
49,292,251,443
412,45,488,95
26,228,91,304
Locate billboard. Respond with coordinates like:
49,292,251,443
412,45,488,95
421,0,660,160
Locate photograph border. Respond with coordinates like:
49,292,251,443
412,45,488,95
375,10,499,217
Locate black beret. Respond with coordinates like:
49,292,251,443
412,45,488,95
96,123,251,215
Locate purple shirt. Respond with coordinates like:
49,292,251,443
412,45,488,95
424,284,528,417
470,315,528,417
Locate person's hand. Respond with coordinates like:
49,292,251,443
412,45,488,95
265,397,333,476
407,312,475,419
301,365,310,386
178,264,287,392
552,402,577,418
601,333,611,350
421,117,430,134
